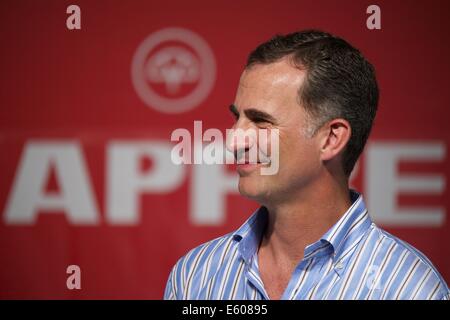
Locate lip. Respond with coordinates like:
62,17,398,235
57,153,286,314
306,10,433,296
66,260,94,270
236,162,269,174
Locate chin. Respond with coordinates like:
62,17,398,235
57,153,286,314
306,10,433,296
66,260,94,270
238,176,268,202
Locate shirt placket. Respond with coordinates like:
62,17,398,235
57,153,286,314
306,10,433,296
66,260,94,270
244,253,270,300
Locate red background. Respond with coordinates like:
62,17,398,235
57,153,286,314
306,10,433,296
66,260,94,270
0,0,449,299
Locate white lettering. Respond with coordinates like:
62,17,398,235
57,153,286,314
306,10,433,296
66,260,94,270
366,142,445,226
106,141,185,224
4,141,99,224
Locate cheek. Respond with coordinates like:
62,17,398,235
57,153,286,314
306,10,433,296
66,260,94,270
279,134,320,168
255,128,276,156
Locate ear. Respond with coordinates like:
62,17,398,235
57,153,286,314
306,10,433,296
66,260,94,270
319,118,351,162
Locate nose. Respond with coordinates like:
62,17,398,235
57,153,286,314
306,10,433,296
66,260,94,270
226,123,257,158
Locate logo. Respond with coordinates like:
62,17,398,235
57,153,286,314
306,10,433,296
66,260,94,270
131,27,216,114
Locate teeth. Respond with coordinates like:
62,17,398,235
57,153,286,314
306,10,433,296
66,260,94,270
235,159,271,164
236,161,271,165
235,149,271,165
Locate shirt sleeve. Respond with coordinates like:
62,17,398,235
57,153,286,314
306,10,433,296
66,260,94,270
164,258,184,300
163,265,178,300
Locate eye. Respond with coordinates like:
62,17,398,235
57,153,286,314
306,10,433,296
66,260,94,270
228,104,240,122
253,117,267,123
230,111,239,121
252,117,272,126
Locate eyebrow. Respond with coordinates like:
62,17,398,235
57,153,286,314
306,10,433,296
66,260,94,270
229,104,277,123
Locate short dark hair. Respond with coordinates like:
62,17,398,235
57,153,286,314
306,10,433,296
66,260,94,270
246,30,379,176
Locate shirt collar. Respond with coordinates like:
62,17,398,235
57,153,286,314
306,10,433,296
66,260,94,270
318,190,372,259
233,206,268,264
233,190,372,264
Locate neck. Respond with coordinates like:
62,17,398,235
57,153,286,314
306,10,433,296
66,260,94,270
260,172,352,264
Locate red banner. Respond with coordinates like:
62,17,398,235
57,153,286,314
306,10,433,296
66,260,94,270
0,0,449,298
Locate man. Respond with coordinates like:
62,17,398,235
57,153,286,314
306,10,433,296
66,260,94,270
164,30,449,300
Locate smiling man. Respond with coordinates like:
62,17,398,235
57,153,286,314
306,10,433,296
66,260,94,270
164,30,449,300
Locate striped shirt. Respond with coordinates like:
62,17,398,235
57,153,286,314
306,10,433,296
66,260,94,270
164,191,450,300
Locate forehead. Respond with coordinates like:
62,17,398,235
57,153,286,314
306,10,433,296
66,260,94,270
235,59,306,112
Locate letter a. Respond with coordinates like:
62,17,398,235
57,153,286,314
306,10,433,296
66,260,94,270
366,5,381,30
66,265,81,290
66,5,81,30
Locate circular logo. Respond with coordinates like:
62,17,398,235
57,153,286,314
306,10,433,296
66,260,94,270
131,27,216,114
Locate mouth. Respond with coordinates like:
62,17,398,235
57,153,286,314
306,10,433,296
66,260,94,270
234,148,272,175
236,160,271,174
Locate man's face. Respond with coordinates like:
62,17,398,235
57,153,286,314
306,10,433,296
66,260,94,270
228,59,324,205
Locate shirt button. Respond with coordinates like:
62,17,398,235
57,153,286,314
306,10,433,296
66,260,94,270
335,262,344,270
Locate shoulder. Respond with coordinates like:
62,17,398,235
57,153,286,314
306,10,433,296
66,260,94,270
364,224,450,300
164,231,239,299
175,231,238,278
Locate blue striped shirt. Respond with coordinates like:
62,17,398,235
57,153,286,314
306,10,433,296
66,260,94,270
164,191,450,300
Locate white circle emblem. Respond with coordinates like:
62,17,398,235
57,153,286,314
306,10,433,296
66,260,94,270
131,27,216,114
